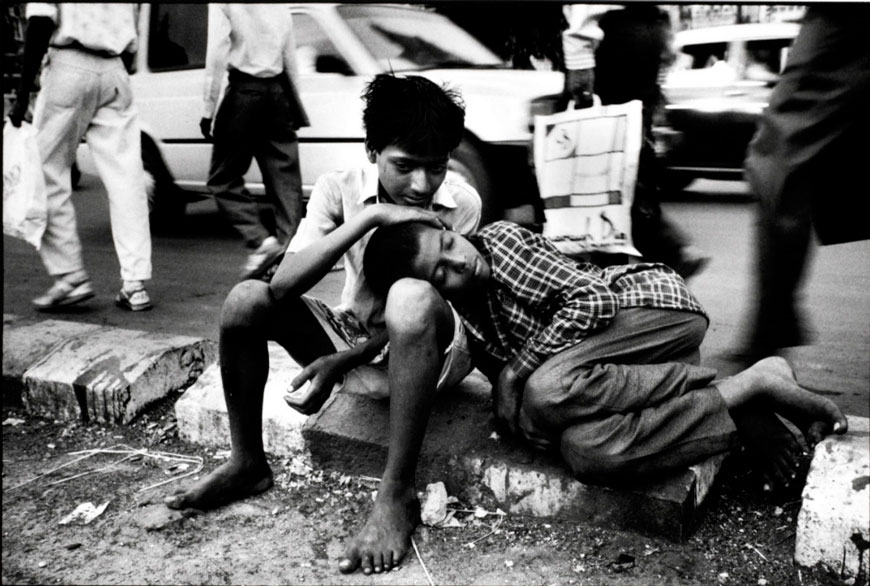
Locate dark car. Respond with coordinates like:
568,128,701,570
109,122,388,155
655,22,800,190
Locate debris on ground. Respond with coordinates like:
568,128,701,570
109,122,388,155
58,500,110,525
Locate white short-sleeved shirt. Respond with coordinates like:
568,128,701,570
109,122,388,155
26,3,139,56
288,165,482,333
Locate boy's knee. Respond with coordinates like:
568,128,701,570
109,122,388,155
521,370,553,426
385,278,447,334
221,279,273,329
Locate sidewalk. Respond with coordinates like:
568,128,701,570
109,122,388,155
3,313,868,581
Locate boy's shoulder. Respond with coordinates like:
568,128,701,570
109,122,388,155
438,174,482,212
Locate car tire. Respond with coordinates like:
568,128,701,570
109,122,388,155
449,138,496,225
141,132,187,233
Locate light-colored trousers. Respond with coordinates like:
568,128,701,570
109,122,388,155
32,47,151,282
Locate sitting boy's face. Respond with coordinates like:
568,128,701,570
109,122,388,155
406,226,490,301
368,144,450,208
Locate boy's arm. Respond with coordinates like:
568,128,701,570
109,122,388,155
269,202,448,303
285,330,389,414
487,224,619,381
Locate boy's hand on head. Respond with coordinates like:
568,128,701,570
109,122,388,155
374,204,450,230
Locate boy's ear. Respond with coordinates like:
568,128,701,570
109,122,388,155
365,142,377,164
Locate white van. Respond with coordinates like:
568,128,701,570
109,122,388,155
77,3,564,227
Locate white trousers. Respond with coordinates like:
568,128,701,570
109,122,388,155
32,47,152,282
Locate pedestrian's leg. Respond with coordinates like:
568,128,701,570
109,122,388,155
209,82,270,249
339,279,454,575
31,57,94,281
255,83,304,246
746,170,814,356
165,282,340,510
85,66,152,284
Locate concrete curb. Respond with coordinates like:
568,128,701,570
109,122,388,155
795,415,870,581
302,371,726,541
3,314,216,423
175,342,308,457
5,316,866,553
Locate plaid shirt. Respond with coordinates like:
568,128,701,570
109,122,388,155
461,222,708,380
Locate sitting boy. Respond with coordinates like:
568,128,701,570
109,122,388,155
363,221,848,488
164,74,482,575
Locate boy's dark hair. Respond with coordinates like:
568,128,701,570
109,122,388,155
363,222,430,296
362,74,465,156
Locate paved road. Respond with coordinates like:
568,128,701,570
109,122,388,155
4,175,868,417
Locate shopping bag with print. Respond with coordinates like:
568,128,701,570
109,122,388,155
533,99,643,256
3,121,47,249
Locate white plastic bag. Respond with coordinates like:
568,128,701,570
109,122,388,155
3,121,47,249
533,99,643,256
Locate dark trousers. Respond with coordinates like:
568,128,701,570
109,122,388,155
744,6,870,353
518,308,737,484
208,72,303,249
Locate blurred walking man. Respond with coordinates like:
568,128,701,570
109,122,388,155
202,4,309,280
739,5,870,361
9,3,153,311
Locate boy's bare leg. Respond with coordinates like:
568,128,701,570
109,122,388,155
718,356,848,491
166,280,334,510
339,279,453,575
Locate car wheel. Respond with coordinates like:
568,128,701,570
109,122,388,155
449,138,496,225
141,132,186,232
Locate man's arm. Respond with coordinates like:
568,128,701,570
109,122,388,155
8,15,55,127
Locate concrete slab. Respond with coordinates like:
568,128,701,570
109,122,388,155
8,320,216,424
795,415,870,582
175,342,309,457
302,369,726,541
3,315,102,405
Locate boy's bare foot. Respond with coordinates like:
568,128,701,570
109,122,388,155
730,406,808,494
748,357,848,447
338,481,420,575
164,459,273,511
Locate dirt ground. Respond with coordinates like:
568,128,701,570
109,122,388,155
1,395,855,586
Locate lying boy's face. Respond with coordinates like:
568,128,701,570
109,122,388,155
407,226,490,300
368,145,450,207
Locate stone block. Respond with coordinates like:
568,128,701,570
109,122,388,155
795,415,870,582
175,342,309,457
302,370,726,541
3,315,102,405
19,325,215,423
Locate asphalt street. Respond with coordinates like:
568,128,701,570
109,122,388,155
3,175,868,417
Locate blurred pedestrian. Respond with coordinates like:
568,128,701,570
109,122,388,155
560,4,611,110
738,5,870,361
593,4,710,279
202,4,309,280
8,3,153,311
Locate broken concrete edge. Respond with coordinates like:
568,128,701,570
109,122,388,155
794,415,870,582
3,315,217,424
301,398,727,541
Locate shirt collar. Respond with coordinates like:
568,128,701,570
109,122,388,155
357,164,459,210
